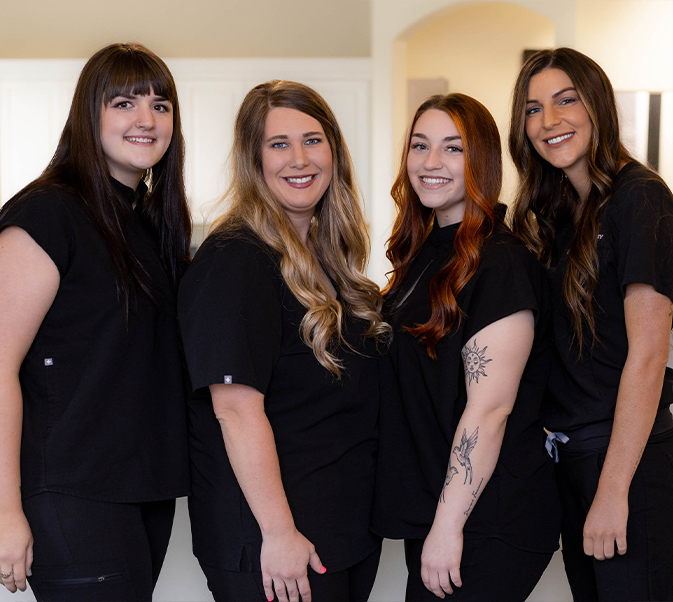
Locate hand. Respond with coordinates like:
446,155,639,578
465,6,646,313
420,523,463,598
260,528,325,602
583,489,629,560
0,508,33,593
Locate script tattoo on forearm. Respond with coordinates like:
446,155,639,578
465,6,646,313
463,477,484,517
439,462,459,503
453,427,479,485
461,339,492,385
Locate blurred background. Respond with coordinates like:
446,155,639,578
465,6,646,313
1,1,671,599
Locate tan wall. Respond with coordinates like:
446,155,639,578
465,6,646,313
0,0,370,58
575,0,673,91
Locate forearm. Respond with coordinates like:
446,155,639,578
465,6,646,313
217,407,295,537
597,353,667,496
433,404,509,531
0,377,23,514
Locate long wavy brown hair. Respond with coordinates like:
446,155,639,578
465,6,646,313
1,42,191,311
509,47,633,351
386,94,501,357
213,80,390,376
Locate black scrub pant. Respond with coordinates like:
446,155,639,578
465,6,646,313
203,545,382,602
23,491,175,602
556,430,673,602
404,537,553,602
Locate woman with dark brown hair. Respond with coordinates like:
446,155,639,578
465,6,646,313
372,93,560,601
510,47,673,602
0,43,191,601
178,80,390,602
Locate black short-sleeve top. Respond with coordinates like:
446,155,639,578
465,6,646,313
372,215,560,553
545,162,673,432
0,181,190,502
178,230,381,573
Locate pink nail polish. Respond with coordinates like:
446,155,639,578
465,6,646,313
321,565,327,573
267,597,273,601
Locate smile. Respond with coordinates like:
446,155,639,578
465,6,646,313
125,137,155,144
284,175,316,184
545,133,574,145
420,176,451,185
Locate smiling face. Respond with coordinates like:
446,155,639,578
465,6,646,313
406,109,466,227
261,107,333,232
100,89,173,189
525,68,593,192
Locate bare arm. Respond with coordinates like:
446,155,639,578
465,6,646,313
583,283,672,560
210,383,324,602
0,227,59,592
420,310,535,598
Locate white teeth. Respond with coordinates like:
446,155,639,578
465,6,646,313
420,177,450,185
285,176,314,184
546,133,573,145
126,137,154,143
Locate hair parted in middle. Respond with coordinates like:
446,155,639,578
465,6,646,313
508,47,633,351
212,79,390,376
386,93,502,357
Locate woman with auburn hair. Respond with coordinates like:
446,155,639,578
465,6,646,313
0,43,191,600
510,47,673,602
178,80,390,602
372,93,560,601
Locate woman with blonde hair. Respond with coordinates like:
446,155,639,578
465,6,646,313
510,47,673,601
178,80,390,602
0,42,191,600
372,93,560,601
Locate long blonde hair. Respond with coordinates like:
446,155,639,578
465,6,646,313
213,80,390,375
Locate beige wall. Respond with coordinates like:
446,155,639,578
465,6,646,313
575,0,673,91
0,0,370,58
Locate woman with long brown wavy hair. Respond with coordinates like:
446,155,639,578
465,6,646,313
0,43,191,600
178,80,390,602
371,93,560,601
510,47,673,602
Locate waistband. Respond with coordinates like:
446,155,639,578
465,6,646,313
548,406,673,455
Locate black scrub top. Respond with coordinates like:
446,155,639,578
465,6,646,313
0,180,190,503
545,162,673,433
178,229,381,573
372,213,560,553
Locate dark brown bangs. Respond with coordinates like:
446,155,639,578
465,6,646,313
102,54,176,106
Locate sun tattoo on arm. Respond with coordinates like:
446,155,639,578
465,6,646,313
461,339,492,385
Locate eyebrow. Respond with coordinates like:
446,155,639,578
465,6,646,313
266,131,324,142
526,87,577,104
411,132,462,142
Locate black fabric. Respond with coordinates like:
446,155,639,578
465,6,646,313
24,492,175,602
178,230,382,574
556,431,673,602
403,537,553,602
0,180,189,503
372,214,561,554
205,545,381,602
545,162,673,432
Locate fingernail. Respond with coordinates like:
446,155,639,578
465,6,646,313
267,597,273,601
321,565,327,573
28,569,32,576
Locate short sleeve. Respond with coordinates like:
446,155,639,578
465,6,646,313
462,241,542,344
615,178,673,301
0,192,75,276
178,237,283,394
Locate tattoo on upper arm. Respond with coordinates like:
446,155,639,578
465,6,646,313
453,427,479,485
461,339,492,385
